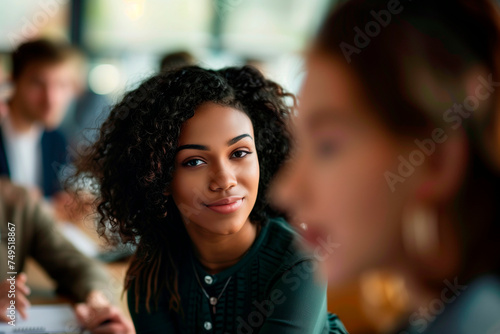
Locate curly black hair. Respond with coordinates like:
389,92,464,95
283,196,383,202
72,65,294,314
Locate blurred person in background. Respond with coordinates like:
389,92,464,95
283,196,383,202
159,50,196,73
70,66,347,333
0,178,134,333
0,57,10,120
244,58,267,75
273,0,500,333
0,39,81,210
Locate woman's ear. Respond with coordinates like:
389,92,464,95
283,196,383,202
415,130,469,204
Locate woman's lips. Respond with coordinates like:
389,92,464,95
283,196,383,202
301,225,326,248
205,197,244,214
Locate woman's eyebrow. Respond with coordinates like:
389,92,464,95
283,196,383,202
307,109,354,130
176,134,253,153
176,144,209,152
227,133,253,146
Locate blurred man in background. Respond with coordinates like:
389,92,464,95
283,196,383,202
0,56,10,120
0,39,80,201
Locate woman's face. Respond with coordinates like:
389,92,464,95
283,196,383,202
273,53,416,286
171,102,260,235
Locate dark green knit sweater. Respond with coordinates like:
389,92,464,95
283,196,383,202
128,217,348,333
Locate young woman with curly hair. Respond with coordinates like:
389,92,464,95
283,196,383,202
72,66,347,334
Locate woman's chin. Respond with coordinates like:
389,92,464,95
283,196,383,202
203,220,247,236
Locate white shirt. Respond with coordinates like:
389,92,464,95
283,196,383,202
0,113,43,190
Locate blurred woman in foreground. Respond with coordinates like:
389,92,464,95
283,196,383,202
273,0,500,333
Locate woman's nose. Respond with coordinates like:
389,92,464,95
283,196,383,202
209,163,237,192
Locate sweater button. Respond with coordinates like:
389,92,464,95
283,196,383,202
204,321,212,330
204,275,213,285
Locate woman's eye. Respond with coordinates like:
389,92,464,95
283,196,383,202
315,140,339,158
231,150,251,159
183,159,205,167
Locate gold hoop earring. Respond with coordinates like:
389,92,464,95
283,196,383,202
402,204,440,258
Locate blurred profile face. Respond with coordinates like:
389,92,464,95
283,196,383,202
273,52,417,286
171,102,260,236
13,61,76,129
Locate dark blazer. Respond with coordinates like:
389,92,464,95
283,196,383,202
0,126,67,197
